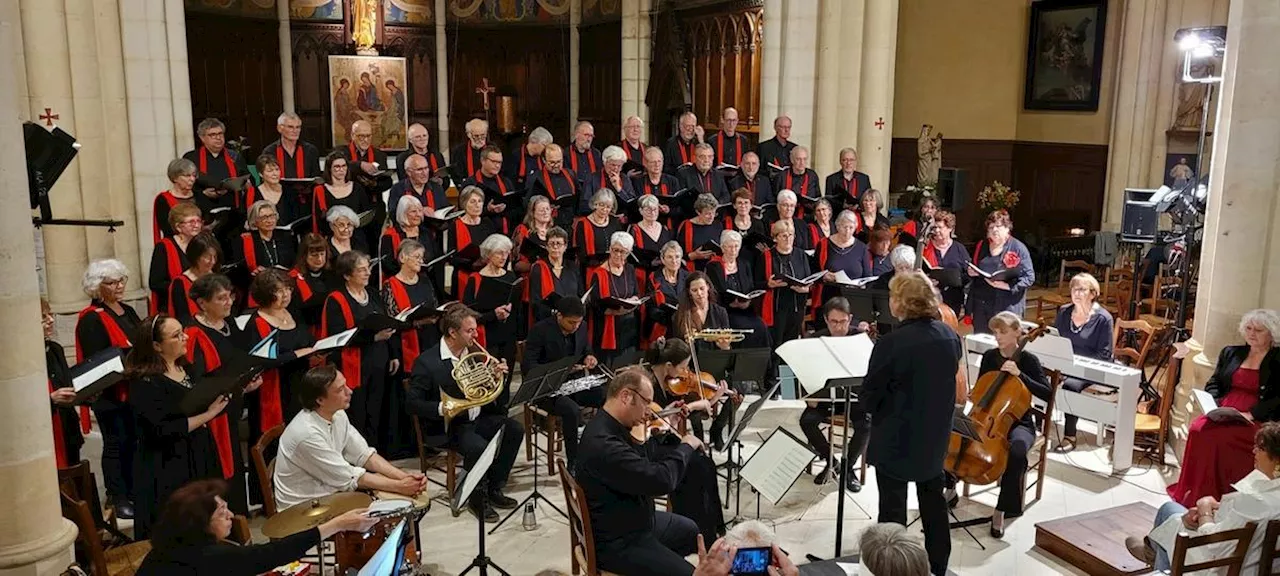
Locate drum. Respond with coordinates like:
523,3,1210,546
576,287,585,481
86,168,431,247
332,498,421,573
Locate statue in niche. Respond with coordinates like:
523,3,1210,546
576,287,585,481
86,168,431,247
1173,62,1213,130
352,0,379,55
917,124,943,187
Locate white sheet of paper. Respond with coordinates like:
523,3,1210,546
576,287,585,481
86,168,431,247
966,261,992,278
836,562,860,575
72,356,124,392
821,334,875,379
394,303,422,323
234,313,253,331
1192,389,1218,413
776,333,874,395
456,428,504,511
250,331,278,359
739,428,816,505
314,327,357,351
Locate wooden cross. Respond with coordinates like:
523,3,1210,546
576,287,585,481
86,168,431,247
874,117,885,130
475,78,496,112
39,107,59,127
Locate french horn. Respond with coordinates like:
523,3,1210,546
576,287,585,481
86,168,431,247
442,341,505,425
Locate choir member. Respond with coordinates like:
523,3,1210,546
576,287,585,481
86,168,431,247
262,112,321,213
1052,273,1113,453
672,272,734,448
44,298,83,469
448,186,498,299
325,206,369,264
461,235,520,391
149,202,200,314
387,153,449,224
825,147,873,212
854,189,889,242
663,111,703,175
729,152,775,207
514,195,554,274
136,479,378,576
799,298,869,491
342,120,392,223
705,230,771,350
243,270,316,441
756,115,797,172
812,199,834,241
773,146,821,213
153,159,198,243
75,259,140,519
462,145,519,234
923,210,969,314
239,200,298,279
676,194,723,271
169,233,222,325
313,152,374,245
125,314,226,538
450,118,490,184
758,219,811,348
771,190,817,251
587,232,643,365
619,115,648,164
630,194,675,262
505,126,552,188
863,272,966,576
678,143,729,205
648,241,690,343
709,107,749,167
1166,309,1280,508
574,189,625,269
811,211,873,323
322,251,398,446
568,120,603,179
289,234,334,330
966,210,1035,333
528,227,582,327
407,306,523,522
383,239,440,373
523,296,603,473
183,118,246,216
525,143,578,230
395,123,448,188
245,155,300,227
723,188,769,259
950,312,1052,538
580,145,637,217
185,274,258,514
633,148,680,225
899,196,938,247
379,195,430,283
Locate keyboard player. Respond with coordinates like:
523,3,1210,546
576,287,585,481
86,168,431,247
1051,273,1114,453
799,297,870,492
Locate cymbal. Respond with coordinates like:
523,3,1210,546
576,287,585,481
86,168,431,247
263,492,373,539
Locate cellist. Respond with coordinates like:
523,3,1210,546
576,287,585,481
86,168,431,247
947,311,1052,539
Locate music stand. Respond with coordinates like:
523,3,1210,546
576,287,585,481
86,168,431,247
720,380,780,522
451,428,510,576
738,427,817,520
488,357,577,534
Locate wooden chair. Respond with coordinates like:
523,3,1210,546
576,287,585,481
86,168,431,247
1257,519,1280,576
1102,268,1136,320
58,461,129,544
1169,521,1257,576
523,403,564,477
818,414,868,485
404,380,458,496
251,423,286,517
963,373,1060,505
558,457,621,576
1113,319,1157,368
1057,260,1096,293
60,487,151,576
1134,349,1182,465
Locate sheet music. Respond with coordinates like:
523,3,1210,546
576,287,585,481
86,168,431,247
314,328,357,351
739,428,816,505
72,356,124,392
820,334,875,379
776,335,871,395
1192,389,1218,413
454,428,504,512
831,270,878,287
234,313,253,331
394,303,422,322
250,330,279,359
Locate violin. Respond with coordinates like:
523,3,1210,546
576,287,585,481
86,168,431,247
630,402,685,443
664,368,741,406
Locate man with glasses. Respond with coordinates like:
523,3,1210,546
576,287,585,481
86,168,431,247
395,123,448,187
524,143,578,230
339,120,393,240
388,154,448,221
263,112,322,210
450,117,490,183
798,297,873,492
460,145,519,234
183,118,248,227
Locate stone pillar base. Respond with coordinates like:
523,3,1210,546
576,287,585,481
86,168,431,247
0,522,78,576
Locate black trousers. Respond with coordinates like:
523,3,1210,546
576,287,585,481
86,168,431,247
449,414,524,493
799,403,870,467
668,450,725,544
596,511,699,576
878,469,950,576
91,397,135,501
539,387,606,470
1060,376,1091,437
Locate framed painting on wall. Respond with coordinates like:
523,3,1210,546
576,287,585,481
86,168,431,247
1023,0,1108,111
328,55,409,150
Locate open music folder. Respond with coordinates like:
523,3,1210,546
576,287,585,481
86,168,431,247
775,333,875,396
739,427,816,505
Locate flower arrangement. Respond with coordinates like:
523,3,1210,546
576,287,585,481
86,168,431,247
977,181,1021,212
900,184,936,210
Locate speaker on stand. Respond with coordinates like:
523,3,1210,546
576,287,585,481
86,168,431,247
936,167,968,212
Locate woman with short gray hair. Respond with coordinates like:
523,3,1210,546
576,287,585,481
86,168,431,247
707,228,772,351
378,194,428,282
677,193,724,271
152,158,198,244
860,523,930,576
586,231,643,364
580,145,638,215
325,205,367,263
628,195,674,273
445,185,498,300
461,233,519,389
574,189,624,267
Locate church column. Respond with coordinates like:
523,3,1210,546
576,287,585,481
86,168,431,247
569,0,581,130
66,0,117,266
620,0,653,128
435,0,450,159
810,0,864,177
278,0,295,113
93,0,143,291
166,0,193,151
0,20,81,576
855,0,898,192
21,0,89,314
775,1,818,149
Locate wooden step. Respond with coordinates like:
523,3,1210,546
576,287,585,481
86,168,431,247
1034,502,1157,576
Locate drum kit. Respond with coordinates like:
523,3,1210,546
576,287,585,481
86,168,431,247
262,490,430,574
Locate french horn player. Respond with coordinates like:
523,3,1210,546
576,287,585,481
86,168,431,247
407,305,524,523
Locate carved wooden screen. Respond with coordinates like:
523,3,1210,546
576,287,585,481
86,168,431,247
681,3,764,141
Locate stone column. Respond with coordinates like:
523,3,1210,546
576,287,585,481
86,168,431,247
21,0,89,314
810,0,864,178
166,0,193,152
775,1,818,150
759,0,782,138
569,0,581,131
0,20,81,576
435,0,450,159
278,0,295,113
66,0,115,265
855,0,898,192
620,0,652,128
637,0,650,128
93,0,144,293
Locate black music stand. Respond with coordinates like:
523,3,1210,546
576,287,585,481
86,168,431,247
452,429,510,576
721,380,780,522
488,357,578,534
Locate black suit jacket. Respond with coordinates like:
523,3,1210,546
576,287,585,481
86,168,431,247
522,317,591,376
677,164,730,203
824,171,873,206
1205,345,1280,422
407,342,512,436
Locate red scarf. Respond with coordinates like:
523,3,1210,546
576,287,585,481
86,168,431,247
348,142,374,164
184,327,235,479
541,169,575,200
153,191,180,244
288,269,314,302
199,147,237,177
48,376,71,467
240,234,258,270
465,145,483,177
311,184,329,234
528,260,557,331
641,178,669,197
588,266,621,350
250,317,285,432
676,139,695,165
716,132,743,165
74,305,132,421
680,221,699,271
784,171,810,195
518,146,544,177
699,170,713,194
453,219,475,296
842,174,858,199
321,292,363,389
385,277,421,369
761,252,776,326
576,218,603,261
923,242,940,267
622,141,645,163
465,276,488,347
810,239,831,312
276,142,305,178
151,238,184,315
168,275,198,320
645,271,669,345
570,147,598,174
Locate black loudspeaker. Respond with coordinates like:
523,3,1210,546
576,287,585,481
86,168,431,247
24,122,79,220
936,167,968,211
1122,188,1159,243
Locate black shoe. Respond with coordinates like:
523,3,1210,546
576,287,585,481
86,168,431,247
114,499,135,520
469,498,498,523
488,491,518,510
813,458,841,485
944,490,959,509
844,474,863,493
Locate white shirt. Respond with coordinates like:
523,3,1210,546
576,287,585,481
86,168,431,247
273,409,376,511
438,338,481,421
1150,469,1280,575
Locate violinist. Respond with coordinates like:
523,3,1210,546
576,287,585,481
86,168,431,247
522,296,602,474
945,311,1051,539
799,298,870,492
672,272,735,450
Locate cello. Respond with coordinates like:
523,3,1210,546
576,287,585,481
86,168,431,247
944,324,1049,486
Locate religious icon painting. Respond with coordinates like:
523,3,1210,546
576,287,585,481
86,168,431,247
1023,0,1108,111
328,55,409,150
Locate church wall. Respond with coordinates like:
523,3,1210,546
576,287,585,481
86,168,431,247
580,21,623,143
186,13,284,153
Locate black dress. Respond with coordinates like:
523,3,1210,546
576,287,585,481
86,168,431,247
185,320,250,513
131,372,221,539
46,340,83,467
462,271,521,384
322,288,392,449
587,263,641,364
705,257,772,351
383,274,439,460
527,259,584,326
137,528,323,576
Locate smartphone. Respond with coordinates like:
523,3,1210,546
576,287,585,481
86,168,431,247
731,546,772,576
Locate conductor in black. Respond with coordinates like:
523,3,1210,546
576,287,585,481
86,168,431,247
862,271,966,576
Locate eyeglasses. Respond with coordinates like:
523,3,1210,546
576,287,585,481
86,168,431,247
259,213,279,221
102,277,128,287
353,133,372,140
628,387,654,405
181,218,204,226
204,131,225,138
333,221,355,230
